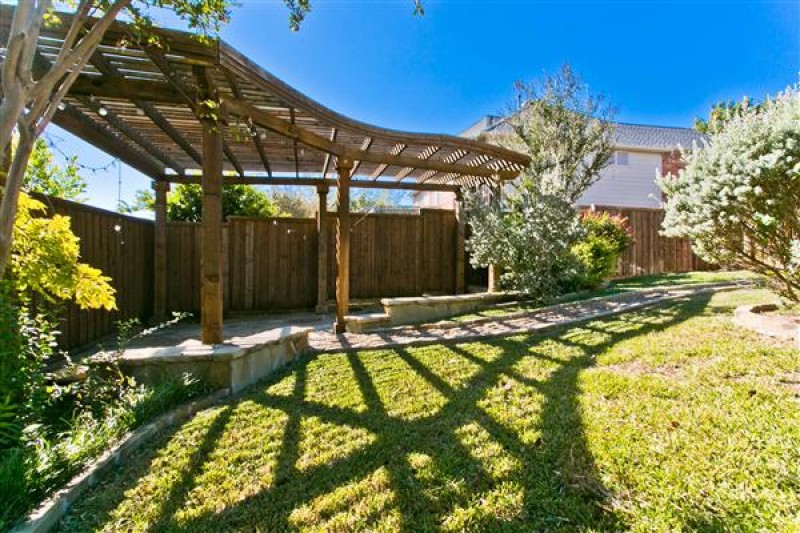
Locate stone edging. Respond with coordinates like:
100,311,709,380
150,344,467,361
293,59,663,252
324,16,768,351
310,283,749,354
387,281,754,333
733,303,800,343
12,389,231,533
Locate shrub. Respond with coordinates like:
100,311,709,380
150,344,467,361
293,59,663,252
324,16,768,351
0,371,206,530
571,212,633,289
466,187,584,301
659,86,800,302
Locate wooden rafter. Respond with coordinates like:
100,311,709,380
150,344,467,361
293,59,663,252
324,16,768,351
140,44,244,176
219,95,519,180
192,65,245,177
224,70,272,177
90,52,203,166
16,10,529,185
77,95,185,174
349,137,373,176
370,143,406,180
55,103,165,177
69,76,184,104
320,128,338,178
395,146,441,181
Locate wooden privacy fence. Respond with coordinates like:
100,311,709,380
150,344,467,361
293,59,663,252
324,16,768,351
43,196,704,350
586,206,707,276
38,196,154,350
165,209,459,313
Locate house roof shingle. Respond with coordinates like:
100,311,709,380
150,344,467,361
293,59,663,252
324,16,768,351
462,115,707,152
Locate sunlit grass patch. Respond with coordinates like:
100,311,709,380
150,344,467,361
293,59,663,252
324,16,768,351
59,288,800,532
356,349,449,421
296,416,376,472
288,467,401,532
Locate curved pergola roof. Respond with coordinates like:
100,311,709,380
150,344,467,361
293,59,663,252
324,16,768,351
13,8,529,190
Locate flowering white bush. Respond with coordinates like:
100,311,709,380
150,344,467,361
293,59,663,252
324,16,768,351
659,86,800,301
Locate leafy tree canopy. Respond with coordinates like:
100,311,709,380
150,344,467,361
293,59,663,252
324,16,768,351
9,193,116,310
23,139,87,201
694,97,765,134
123,183,284,221
466,65,617,299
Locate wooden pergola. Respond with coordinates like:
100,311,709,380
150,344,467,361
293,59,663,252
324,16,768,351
9,10,529,340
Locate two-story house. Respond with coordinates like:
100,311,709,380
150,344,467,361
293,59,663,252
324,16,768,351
415,116,707,210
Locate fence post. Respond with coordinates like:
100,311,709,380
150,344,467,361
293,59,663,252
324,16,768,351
454,189,466,294
152,180,169,322
316,184,329,313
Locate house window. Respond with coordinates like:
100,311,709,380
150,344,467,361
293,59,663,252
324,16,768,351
615,151,629,165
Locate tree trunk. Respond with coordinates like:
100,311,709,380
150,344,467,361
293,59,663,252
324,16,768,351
0,127,34,273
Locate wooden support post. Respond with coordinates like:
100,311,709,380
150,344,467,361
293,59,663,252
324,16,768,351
316,184,330,313
487,184,502,293
454,189,466,294
334,158,353,333
153,180,170,321
201,120,224,344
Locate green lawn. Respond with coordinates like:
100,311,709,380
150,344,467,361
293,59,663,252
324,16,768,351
59,288,799,532
451,269,759,322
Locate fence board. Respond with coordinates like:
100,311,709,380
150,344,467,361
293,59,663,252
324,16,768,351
49,196,704,351
586,206,706,276
33,196,155,350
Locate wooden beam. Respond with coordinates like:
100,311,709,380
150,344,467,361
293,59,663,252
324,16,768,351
349,137,373,176
224,70,272,176
78,96,186,175
69,76,186,104
192,66,245,177
141,46,244,176
200,119,225,344
53,104,164,178
165,174,460,192
33,51,166,178
370,143,406,180
334,158,353,334
89,52,203,166
153,180,170,320
395,146,440,181
320,128,338,178
316,184,330,313
219,96,520,180
290,107,300,179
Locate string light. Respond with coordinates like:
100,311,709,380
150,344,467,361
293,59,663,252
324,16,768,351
44,133,119,174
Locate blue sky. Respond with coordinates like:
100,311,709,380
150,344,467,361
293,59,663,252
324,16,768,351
49,0,800,210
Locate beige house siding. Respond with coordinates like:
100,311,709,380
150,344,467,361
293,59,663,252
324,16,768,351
415,149,665,209
577,149,664,208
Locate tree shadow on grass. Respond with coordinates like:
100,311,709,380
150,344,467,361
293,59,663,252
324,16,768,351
58,294,711,532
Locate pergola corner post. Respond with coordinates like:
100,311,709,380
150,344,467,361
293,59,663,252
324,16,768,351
152,180,170,322
315,183,330,314
454,188,466,295
334,158,353,334
200,118,225,344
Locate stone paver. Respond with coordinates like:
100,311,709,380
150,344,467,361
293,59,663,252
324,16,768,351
308,283,747,353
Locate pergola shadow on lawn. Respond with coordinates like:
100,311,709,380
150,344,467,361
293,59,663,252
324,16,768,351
59,295,711,532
